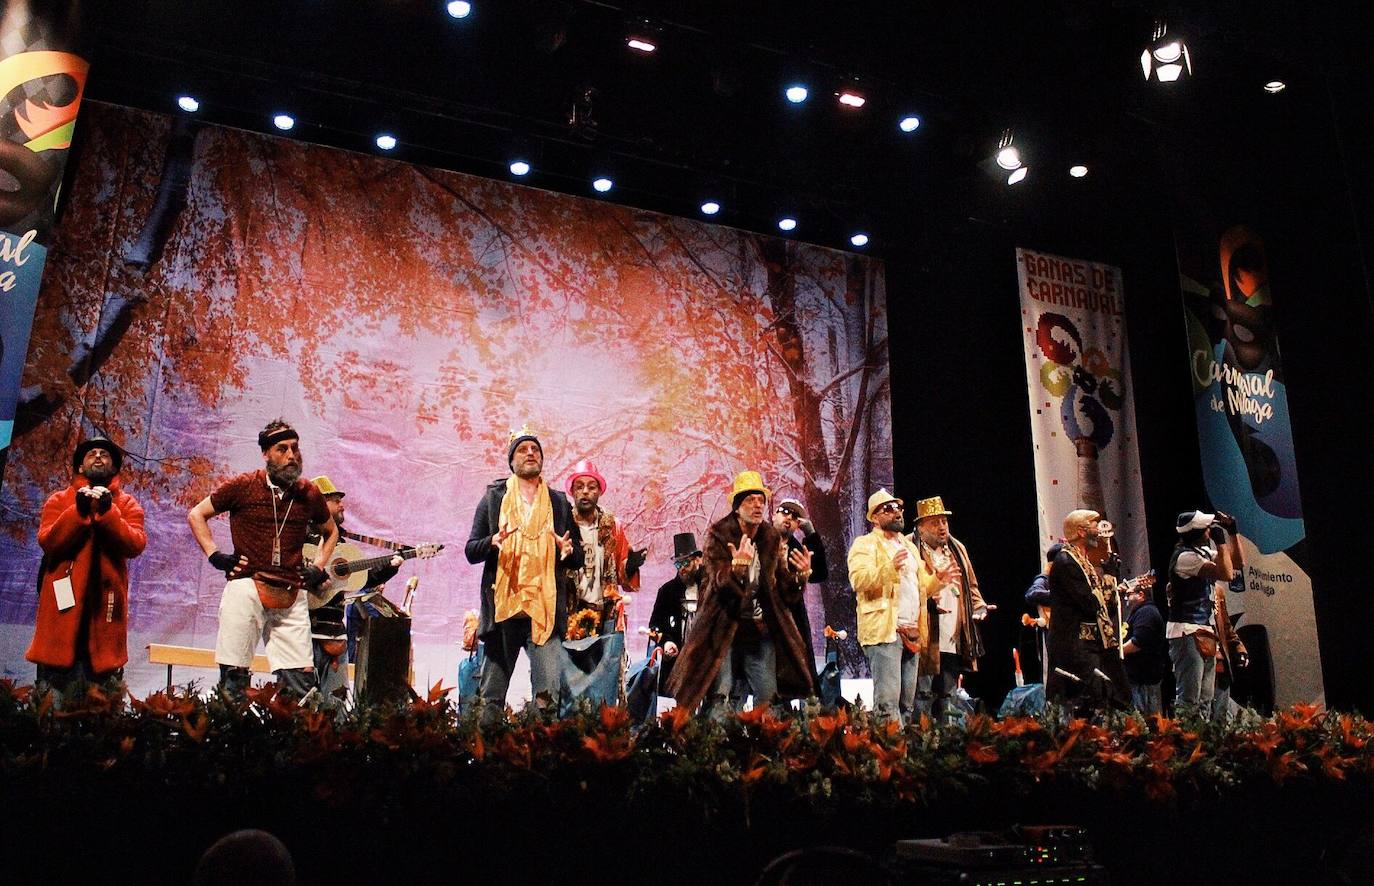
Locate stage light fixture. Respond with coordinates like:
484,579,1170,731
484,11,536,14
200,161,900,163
898,115,921,133
375,134,398,151
1069,165,1088,178
592,176,614,193
626,36,657,53
272,113,295,131
994,129,1022,170
1140,20,1192,83
778,216,798,232
509,159,531,176
176,95,200,113
1008,166,1029,185
1264,80,1286,93
837,90,866,109
785,84,809,104
446,1,472,19
700,201,721,216
850,232,870,247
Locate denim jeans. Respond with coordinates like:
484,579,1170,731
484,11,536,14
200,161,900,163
704,635,776,720
313,638,349,704
1130,682,1162,717
1169,634,1216,714
863,639,919,724
478,616,566,725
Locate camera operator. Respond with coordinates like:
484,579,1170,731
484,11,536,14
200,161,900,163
1165,510,1236,716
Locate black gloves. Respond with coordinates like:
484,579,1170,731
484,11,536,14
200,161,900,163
625,547,648,578
75,491,93,517
301,564,327,589
208,551,240,576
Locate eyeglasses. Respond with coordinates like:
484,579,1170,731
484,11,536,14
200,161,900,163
775,506,801,518
876,502,904,515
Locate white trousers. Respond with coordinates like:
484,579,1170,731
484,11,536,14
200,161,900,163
215,577,313,671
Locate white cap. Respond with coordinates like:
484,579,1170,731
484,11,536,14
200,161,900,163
1176,510,1216,533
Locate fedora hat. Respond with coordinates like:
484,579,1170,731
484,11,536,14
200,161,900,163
866,488,903,520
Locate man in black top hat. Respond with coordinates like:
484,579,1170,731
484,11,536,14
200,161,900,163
647,532,703,688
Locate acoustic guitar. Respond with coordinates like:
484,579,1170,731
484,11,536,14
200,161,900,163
303,541,443,608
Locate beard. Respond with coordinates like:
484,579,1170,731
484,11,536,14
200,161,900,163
514,461,541,480
268,462,302,486
82,465,116,485
576,497,597,514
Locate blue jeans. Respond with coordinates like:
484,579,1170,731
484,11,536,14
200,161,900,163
1169,634,1216,715
1130,682,1162,717
863,640,919,724
704,635,776,720
478,616,566,725
312,638,349,705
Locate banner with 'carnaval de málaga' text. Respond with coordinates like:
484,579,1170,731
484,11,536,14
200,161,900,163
1016,249,1149,577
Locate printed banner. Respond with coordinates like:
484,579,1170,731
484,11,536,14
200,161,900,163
1016,248,1148,576
0,103,893,695
0,8,89,459
1179,225,1321,706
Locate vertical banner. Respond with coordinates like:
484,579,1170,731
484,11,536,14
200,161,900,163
1016,248,1149,576
1179,225,1321,707
0,1,87,485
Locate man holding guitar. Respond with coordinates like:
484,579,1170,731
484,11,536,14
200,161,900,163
305,475,440,702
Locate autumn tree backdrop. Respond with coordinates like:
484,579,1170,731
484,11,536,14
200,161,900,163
0,103,893,695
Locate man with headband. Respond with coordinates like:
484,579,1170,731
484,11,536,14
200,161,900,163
188,419,336,699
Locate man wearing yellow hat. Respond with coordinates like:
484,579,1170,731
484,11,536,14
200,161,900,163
846,489,948,723
666,470,814,715
911,495,991,718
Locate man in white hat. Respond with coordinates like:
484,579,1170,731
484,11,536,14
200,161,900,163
1166,509,1236,715
847,489,949,723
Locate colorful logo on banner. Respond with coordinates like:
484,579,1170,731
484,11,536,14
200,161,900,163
1181,225,1320,706
1016,249,1148,577
0,49,88,451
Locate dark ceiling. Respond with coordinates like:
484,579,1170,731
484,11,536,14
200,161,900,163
80,1,1370,257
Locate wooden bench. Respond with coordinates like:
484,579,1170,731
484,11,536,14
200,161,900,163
147,643,354,691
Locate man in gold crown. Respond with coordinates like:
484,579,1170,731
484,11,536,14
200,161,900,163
911,495,991,718
666,470,814,717
464,426,583,724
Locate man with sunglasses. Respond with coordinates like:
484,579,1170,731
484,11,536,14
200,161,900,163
771,497,829,695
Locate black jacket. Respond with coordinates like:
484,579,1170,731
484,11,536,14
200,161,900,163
464,478,584,641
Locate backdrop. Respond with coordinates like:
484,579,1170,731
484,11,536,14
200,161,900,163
0,103,892,695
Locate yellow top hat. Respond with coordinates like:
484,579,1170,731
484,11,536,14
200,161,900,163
914,495,952,522
866,488,903,520
312,475,344,497
730,470,771,504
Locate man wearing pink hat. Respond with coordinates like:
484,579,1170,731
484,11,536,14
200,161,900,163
565,459,647,637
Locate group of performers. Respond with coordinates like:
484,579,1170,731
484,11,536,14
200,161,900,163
23,419,1247,724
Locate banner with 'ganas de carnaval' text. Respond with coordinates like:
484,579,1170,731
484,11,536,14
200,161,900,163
1016,248,1149,577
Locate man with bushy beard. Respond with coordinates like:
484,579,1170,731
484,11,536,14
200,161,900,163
564,459,646,634
28,437,146,696
1046,509,1129,713
188,419,336,699
648,532,703,688
666,471,813,717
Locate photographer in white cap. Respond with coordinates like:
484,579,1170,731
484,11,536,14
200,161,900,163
1165,510,1236,716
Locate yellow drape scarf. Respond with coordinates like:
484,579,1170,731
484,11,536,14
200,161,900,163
492,475,559,645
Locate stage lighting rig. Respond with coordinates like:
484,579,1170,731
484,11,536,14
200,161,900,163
626,18,661,54
176,95,200,113
568,87,599,141
1140,20,1192,83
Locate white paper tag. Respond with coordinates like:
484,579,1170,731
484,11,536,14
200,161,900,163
53,575,76,611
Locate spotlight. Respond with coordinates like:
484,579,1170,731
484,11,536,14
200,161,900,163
1069,165,1088,178
509,159,531,176
898,115,921,133
446,1,472,18
700,200,721,216
272,113,295,131
996,146,1021,170
850,232,870,247
626,36,657,53
1264,80,1287,93
176,95,200,113
785,84,809,104
1141,20,1192,83
375,134,398,151
592,176,614,193
1008,166,1029,185
778,216,798,232
837,90,866,109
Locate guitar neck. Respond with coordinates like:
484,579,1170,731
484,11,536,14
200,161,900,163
337,549,417,576
341,529,407,552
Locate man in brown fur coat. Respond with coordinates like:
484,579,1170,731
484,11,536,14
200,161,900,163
666,471,814,717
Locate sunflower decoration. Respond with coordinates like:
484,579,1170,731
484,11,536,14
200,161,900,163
565,607,601,641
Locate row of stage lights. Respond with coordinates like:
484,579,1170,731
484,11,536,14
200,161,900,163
172,6,1292,247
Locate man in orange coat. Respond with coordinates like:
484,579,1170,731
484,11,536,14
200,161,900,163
27,437,147,693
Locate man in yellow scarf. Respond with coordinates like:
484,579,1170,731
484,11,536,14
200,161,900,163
464,429,582,725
